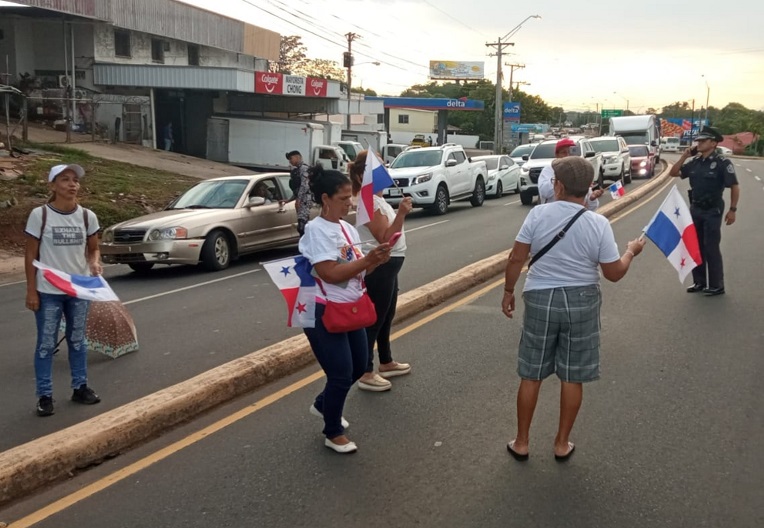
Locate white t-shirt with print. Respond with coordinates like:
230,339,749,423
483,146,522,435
356,195,407,258
516,201,619,291
299,216,365,303
25,204,100,295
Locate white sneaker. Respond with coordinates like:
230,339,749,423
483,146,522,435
309,404,349,429
358,373,392,392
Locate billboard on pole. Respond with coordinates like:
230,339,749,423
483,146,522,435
429,61,485,80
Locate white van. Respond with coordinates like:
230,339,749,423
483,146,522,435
661,137,680,152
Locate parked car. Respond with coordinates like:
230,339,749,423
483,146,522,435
334,140,364,161
628,145,655,178
410,134,432,147
100,174,328,272
381,143,409,165
385,144,487,215
509,144,535,167
716,146,733,156
589,136,632,184
472,155,521,197
661,136,681,152
519,138,603,206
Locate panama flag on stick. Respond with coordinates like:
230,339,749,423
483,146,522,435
643,185,702,283
33,261,119,301
357,152,395,226
262,255,316,328
609,180,626,199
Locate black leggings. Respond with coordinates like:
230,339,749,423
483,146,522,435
364,256,405,372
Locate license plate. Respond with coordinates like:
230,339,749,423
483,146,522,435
388,188,403,197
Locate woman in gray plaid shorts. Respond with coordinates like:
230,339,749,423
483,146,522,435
501,157,645,461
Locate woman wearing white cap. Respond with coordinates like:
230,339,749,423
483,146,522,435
24,164,102,417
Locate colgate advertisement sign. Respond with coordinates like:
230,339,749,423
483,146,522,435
254,72,329,98
255,72,283,95
307,77,328,97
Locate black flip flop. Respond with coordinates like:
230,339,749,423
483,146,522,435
554,442,575,461
506,441,529,461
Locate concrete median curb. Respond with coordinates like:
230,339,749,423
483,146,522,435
0,164,673,507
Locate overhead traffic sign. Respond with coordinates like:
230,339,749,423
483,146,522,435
601,109,623,118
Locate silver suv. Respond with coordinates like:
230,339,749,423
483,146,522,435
518,138,603,205
588,136,632,185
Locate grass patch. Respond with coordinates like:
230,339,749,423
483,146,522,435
0,143,200,247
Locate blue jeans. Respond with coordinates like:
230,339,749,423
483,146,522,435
34,293,90,397
304,304,368,438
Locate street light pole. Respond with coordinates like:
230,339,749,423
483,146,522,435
486,15,540,154
613,91,629,112
702,74,710,130
344,32,360,131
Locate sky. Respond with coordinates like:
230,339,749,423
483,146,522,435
3,0,762,111
176,0,764,113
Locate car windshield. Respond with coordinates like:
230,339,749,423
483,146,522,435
628,145,649,157
590,139,620,153
620,132,649,144
666,138,680,144
170,180,249,209
338,144,357,159
476,157,499,170
529,143,557,159
390,150,443,168
510,145,533,157
387,146,404,157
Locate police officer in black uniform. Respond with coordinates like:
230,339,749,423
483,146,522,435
669,126,740,296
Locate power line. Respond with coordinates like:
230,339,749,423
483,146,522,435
421,0,488,38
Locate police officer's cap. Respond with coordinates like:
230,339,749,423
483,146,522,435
695,127,723,143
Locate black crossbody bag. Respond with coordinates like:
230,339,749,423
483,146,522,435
528,208,586,268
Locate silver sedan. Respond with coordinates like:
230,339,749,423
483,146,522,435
100,174,314,272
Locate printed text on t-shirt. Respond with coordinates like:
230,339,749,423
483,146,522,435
52,226,84,246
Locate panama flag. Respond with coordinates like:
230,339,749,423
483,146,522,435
33,261,119,301
262,255,316,328
609,180,626,199
357,152,395,226
643,185,702,283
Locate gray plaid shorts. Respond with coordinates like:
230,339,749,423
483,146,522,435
517,285,602,383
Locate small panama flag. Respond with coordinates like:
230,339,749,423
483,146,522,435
262,255,316,328
33,261,119,302
357,151,395,226
609,180,626,199
643,185,702,283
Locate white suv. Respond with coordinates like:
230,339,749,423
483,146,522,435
589,136,632,184
518,138,603,205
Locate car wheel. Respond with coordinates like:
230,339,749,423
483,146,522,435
520,190,533,206
623,163,632,184
470,177,485,207
128,262,154,273
495,180,503,198
431,185,449,215
201,229,231,271
598,169,605,188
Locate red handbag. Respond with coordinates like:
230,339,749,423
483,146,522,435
318,224,377,333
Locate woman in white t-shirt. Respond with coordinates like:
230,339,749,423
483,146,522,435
349,150,414,392
500,157,645,462
299,165,392,454
24,164,102,417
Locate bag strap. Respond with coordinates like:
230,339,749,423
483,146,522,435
528,208,587,268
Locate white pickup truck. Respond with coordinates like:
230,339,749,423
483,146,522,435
384,144,487,215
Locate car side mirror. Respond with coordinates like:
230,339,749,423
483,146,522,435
650,140,657,147
247,196,266,207
499,165,509,170
584,151,595,158
522,155,529,161
446,159,457,167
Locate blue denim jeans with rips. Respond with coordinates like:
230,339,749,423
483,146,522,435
34,293,90,397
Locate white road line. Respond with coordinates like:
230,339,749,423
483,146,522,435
503,199,521,206
123,269,261,306
755,176,761,181
406,220,449,233
746,168,753,172
0,279,26,288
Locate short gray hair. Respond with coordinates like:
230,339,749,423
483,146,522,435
552,157,594,198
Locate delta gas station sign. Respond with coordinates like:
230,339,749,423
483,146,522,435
255,72,330,97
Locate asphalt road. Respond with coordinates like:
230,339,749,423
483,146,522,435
2,156,761,527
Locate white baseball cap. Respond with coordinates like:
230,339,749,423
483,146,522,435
48,164,85,182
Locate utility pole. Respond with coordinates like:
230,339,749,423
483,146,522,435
486,39,514,154
344,32,360,131
504,63,524,149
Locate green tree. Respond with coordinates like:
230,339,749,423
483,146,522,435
295,58,344,80
270,35,307,74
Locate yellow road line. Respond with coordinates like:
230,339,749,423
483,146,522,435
9,182,673,527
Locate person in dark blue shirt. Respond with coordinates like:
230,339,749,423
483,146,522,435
669,127,739,296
